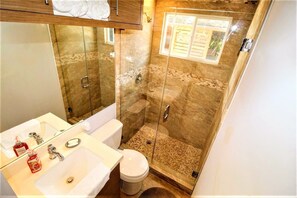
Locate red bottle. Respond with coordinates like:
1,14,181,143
27,150,42,173
13,136,29,157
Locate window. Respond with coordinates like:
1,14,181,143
160,13,232,65
104,28,114,45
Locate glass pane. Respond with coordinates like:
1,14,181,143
118,24,164,162
171,24,193,57
206,31,226,60
194,17,231,63
153,5,258,190
163,25,172,53
116,0,259,194
108,28,114,43
49,25,91,124
118,5,173,163
82,27,115,116
190,28,213,58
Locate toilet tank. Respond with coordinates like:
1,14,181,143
90,119,123,149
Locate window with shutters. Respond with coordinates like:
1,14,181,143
160,13,232,65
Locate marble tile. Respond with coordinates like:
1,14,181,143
54,25,84,43
142,0,255,151
122,125,202,186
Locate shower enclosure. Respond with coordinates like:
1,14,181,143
49,26,115,124
118,0,269,192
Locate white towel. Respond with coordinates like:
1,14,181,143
52,0,74,13
86,0,110,20
52,0,110,20
0,147,15,159
0,119,40,149
69,1,88,17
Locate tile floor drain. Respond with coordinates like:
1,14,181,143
146,140,152,145
66,176,74,184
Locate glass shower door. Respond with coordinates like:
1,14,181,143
52,25,92,124
50,25,116,124
118,26,167,161
151,4,259,189
81,26,116,118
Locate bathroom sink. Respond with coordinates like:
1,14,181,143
39,121,61,139
1,121,61,159
35,147,110,197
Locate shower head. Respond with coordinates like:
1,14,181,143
144,12,152,23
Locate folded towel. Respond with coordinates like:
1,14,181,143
70,1,88,17
0,147,16,159
86,0,110,20
52,0,74,13
0,119,40,149
67,162,110,198
52,0,110,21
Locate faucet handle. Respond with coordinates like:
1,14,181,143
29,132,37,137
48,144,57,159
48,144,56,151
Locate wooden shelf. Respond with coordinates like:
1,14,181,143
0,0,143,30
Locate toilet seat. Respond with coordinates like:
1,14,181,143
120,149,149,183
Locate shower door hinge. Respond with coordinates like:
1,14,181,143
240,38,254,52
192,171,199,178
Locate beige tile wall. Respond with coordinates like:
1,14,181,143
116,0,156,142
146,0,257,149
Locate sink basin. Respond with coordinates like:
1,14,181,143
1,121,60,159
35,147,110,197
39,121,61,139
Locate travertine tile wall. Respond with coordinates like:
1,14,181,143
49,25,115,120
146,0,257,149
116,0,155,142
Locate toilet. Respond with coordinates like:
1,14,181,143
89,119,149,195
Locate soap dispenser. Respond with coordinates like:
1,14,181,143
27,149,42,173
13,136,29,157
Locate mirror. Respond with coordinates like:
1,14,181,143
0,22,115,167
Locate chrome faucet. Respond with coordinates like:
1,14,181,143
47,144,64,161
29,132,44,145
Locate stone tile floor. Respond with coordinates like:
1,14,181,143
120,173,190,198
122,125,202,187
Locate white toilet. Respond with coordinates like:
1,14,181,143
89,119,149,195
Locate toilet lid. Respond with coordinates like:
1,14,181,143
120,149,149,178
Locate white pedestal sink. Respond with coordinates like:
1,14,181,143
35,147,110,197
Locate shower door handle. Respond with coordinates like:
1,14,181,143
163,105,170,122
80,76,90,88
